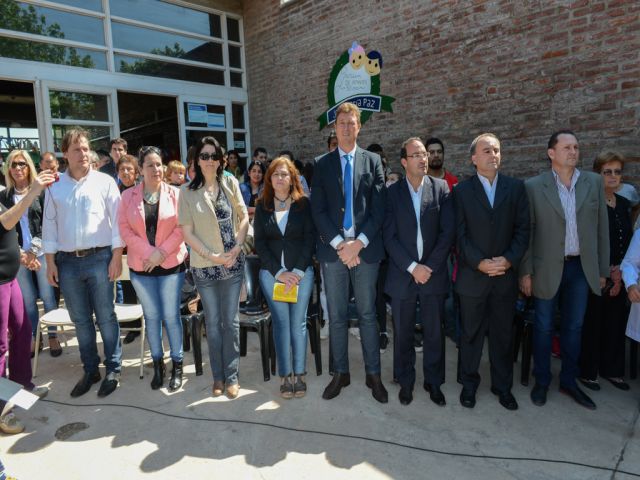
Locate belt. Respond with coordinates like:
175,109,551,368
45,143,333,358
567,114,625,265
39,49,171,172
60,246,109,258
564,255,580,262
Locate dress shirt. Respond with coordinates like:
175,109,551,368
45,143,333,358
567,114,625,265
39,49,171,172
43,169,124,253
329,145,369,250
552,168,581,256
477,172,499,207
406,177,425,274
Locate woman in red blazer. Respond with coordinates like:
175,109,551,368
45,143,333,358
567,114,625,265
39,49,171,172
118,146,187,392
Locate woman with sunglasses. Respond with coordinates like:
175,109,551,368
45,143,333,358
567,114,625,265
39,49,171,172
178,137,249,399
0,150,61,357
579,151,633,392
118,146,187,391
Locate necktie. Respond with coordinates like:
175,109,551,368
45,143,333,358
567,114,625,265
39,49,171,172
343,154,353,231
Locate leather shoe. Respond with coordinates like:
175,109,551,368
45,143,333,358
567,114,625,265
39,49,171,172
365,374,388,404
70,371,101,397
123,331,140,344
424,384,446,406
578,377,601,391
459,388,476,408
559,384,596,410
491,387,518,410
97,372,120,398
322,373,350,400
398,386,413,405
530,383,548,406
603,377,630,391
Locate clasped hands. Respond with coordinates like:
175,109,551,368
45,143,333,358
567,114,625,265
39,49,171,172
20,251,40,271
276,271,301,293
337,239,363,269
478,256,511,277
142,248,167,272
211,245,241,269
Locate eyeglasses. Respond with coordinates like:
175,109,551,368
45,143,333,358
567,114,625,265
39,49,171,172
199,153,221,161
406,153,428,160
602,169,622,176
10,162,28,169
272,172,290,179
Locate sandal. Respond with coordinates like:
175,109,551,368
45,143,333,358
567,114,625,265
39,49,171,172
280,376,294,399
49,337,63,357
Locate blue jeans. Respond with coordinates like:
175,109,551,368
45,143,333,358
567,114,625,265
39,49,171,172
130,271,185,362
533,257,590,388
259,267,314,377
16,256,58,338
322,260,381,375
57,248,122,374
195,273,243,385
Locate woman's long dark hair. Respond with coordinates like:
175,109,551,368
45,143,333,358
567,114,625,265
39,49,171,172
188,136,225,190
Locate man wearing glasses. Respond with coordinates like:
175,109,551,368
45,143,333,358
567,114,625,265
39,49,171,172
43,128,124,398
383,137,455,405
454,133,529,410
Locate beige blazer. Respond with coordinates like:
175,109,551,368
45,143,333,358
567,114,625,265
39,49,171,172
520,170,609,299
178,175,248,269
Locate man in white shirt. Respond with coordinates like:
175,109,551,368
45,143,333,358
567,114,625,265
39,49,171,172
43,128,124,398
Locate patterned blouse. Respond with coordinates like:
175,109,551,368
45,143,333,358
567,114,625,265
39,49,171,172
192,188,244,281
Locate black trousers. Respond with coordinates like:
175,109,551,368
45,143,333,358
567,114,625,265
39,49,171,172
459,289,517,393
579,291,629,379
392,293,445,389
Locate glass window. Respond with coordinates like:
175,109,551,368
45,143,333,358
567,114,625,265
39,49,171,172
183,103,225,129
230,71,243,88
54,0,103,11
227,17,240,43
115,54,225,85
232,104,245,130
0,2,105,45
233,132,246,156
0,37,106,69
111,22,223,66
52,125,111,153
110,0,221,38
49,91,110,121
228,45,241,68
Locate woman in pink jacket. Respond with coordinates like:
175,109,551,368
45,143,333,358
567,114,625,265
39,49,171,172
118,146,187,392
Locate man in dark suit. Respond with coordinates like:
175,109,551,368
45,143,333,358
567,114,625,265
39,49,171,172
454,133,529,410
383,137,455,406
311,102,388,403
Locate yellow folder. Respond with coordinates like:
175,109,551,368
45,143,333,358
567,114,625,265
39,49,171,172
272,282,298,303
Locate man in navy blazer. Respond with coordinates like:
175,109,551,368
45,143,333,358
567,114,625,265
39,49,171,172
454,133,530,411
311,102,388,403
384,137,455,406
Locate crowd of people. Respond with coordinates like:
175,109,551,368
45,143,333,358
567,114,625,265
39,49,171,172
0,101,639,436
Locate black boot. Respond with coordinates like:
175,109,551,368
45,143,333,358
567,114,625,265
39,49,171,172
151,359,165,390
169,360,183,392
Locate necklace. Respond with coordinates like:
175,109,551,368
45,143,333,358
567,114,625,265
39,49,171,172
274,195,290,209
14,185,29,195
606,195,616,207
143,190,160,205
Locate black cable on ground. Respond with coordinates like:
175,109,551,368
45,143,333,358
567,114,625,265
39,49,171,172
42,399,639,477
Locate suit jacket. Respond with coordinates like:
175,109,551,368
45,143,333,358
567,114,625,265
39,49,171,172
519,170,609,299
454,174,530,298
253,196,316,277
118,182,187,272
310,146,385,263
0,188,45,249
383,177,455,299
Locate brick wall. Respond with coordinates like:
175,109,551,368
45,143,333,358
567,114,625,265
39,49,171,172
243,0,639,181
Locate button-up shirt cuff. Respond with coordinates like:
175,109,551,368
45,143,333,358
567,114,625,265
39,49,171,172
407,262,418,274
357,233,369,248
111,236,125,249
292,268,305,278
330,235,344,250
275,268,287,280
43,241,58,255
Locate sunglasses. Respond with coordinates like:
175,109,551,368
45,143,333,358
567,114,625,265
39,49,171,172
10,162,28,169
199,153,221,161
602,169,622,176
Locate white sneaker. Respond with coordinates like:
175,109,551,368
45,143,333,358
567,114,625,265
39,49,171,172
29,386,49,399
0,412,24,434
349,327,361,340
320,323,329,340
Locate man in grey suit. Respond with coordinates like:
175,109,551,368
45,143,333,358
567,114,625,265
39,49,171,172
520,130,609,410
311,102,388,403
383,137,455,406
454,133,530,410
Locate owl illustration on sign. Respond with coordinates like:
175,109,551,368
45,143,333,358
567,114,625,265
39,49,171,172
334,41,371,103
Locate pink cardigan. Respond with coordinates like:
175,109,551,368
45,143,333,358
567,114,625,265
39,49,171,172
118,182,187,272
